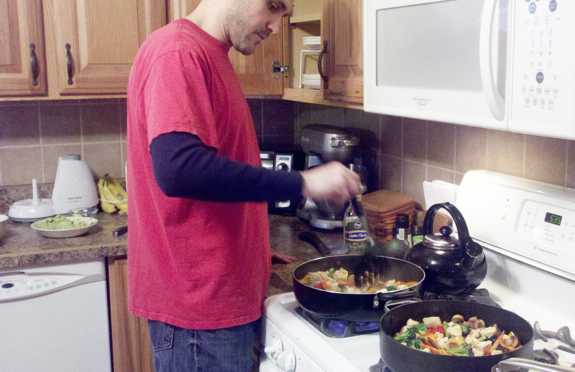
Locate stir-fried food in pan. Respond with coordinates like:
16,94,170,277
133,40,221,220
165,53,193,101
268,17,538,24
299,267,419,294
393,315,522,356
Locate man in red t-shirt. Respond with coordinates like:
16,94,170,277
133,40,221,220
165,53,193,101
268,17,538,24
126,0,362,371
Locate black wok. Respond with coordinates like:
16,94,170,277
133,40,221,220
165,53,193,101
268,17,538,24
293,235,426,322
379,300,535,372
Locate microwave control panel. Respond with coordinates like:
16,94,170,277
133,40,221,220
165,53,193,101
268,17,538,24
508,0,575,139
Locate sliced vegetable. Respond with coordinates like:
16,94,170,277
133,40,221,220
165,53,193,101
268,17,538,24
443,321,451,334
422,326,446,336
328,268,335,278
394,315,521,357
489,331,505,355
394,328,416,343
447,343,471,356
412,323,429,335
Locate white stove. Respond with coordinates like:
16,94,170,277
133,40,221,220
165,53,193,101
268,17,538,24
259,171,575,372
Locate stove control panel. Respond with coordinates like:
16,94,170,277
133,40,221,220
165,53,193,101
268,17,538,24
517,200,575,247
456,170,575,279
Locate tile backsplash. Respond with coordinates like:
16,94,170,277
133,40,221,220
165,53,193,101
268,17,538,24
1,98,574,209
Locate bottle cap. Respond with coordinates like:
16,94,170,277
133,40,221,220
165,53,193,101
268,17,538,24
395,213,409,228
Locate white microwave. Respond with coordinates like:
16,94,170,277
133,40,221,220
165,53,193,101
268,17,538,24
364,0,575,140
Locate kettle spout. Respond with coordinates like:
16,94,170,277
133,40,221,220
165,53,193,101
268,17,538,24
462,241,484,269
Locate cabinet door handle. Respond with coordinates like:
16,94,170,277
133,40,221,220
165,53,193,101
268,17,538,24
318,40,328,90
30,43,39,86
66,43,74,85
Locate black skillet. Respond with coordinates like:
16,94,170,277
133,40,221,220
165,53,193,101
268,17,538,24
294,232,425,322
379,300,535,372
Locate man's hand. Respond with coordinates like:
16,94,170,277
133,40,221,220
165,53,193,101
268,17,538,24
271,251,295,264
300,161,362,204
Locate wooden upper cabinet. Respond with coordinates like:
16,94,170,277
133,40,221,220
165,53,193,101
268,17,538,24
169,0,285,96
46,0,166,95
320,0,363,104
0,0,47,97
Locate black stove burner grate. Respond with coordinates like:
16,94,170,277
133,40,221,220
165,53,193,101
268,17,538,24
422,288,501,308
297,288,500,338
295,306,380,338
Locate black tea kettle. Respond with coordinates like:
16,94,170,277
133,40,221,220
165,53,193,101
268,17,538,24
405,202,487,295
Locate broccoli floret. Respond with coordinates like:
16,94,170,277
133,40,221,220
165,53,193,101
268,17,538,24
394,328,423,350
412,323,429,335
447,343,471,356
394,327,416,343
443,321,450,334
408,337,423,350
328,268,335,278
459,324,470,335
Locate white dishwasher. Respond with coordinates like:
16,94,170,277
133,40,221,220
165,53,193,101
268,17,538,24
0,257,112,372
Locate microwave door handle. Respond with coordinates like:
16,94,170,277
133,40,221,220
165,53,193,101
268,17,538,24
479,0,505,121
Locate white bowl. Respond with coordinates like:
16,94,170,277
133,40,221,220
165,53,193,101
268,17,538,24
0,214,8,240
31,216,98,238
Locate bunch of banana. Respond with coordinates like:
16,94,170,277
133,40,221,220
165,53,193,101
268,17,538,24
97,174,128,214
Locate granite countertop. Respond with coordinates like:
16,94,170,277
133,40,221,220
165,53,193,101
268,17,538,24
0,209,342,297
0,212,128,268
266,214,343,296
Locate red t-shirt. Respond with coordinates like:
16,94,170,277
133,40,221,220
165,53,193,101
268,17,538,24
126,19,271,329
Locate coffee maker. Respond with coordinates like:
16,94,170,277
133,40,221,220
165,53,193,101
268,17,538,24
296,124,368,230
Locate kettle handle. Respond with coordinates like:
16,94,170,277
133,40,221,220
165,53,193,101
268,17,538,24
422,202,472,243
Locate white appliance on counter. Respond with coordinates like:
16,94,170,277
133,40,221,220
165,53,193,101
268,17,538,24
258,171,575,372
363,0,575,140
52,154,99,215
0,257,112,372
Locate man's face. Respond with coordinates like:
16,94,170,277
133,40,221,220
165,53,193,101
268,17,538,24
225,0,293,55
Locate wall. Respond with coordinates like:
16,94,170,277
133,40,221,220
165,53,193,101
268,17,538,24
1,98,574,209
294,103,575,209
0,98,294,187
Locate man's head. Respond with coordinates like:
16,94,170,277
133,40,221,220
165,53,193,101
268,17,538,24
224,0,293,55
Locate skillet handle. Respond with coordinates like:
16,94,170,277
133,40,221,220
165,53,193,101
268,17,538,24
298,231,331,257
492,358,575,372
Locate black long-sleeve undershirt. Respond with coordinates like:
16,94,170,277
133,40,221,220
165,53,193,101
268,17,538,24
150,132,304,203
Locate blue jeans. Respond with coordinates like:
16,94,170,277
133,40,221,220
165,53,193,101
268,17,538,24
147,319,259,372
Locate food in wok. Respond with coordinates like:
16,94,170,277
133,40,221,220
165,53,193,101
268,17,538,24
393,314,522,357
299,267,419,294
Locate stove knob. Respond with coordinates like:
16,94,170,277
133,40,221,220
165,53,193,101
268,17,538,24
263,338,283,360
276,350,296,372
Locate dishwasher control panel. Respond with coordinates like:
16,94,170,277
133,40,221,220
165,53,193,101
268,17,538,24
0,274,83,301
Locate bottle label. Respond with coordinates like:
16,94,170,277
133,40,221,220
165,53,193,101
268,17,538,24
345,231,368,241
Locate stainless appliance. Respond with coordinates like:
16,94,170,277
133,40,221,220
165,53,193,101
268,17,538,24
259,171,575,372
296,124,366,230
364,0,575,140
0,257,112,372
260,145,305,215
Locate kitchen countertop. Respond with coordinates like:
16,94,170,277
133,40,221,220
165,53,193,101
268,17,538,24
0,212,129,269
0,211,341,296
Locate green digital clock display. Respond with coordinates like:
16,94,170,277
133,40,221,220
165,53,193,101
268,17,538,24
544,212,562,226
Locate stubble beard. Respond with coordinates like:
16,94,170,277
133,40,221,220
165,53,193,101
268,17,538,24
224,3,262,55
